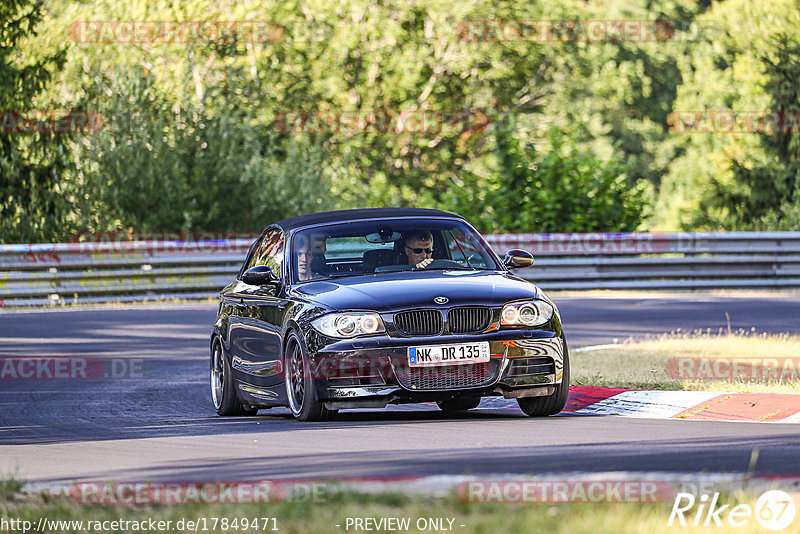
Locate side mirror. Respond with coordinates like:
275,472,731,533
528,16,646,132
242,265,279,286
503,249,534,269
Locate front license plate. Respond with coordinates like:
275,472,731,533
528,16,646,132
408,342,490,367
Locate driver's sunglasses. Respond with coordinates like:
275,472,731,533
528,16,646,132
406,246,433,254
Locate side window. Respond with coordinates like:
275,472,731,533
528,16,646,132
446,229,492,269
246,229,284,276
243,234,264,273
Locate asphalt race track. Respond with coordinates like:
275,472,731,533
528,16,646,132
2,292,800,485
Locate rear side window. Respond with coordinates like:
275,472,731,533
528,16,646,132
246,229,284,277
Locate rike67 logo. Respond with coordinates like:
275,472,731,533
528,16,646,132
669,490,796,531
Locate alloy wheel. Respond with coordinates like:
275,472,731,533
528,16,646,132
286,342,305,415
210,342,224,410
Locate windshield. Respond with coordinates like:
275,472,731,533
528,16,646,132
290,219,501,283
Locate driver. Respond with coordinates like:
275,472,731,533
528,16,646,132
402,229,434,269
295,235,316,281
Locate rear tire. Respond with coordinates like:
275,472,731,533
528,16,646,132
437,397,481,411
517,335,570,417
211,338,258,416
285,333,337,422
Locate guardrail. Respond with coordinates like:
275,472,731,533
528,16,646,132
1,232,799,307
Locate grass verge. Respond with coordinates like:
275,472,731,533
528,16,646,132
572,331,800,393
1,484,793,534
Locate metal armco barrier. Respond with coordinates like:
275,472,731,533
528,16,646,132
0,239,251,307
1,232,800,307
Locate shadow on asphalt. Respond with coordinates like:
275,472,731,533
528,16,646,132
41,432,800,484
0,405,532,446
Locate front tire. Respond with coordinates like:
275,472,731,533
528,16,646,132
211,338,258,416
284,333,337,422
517,335,570,417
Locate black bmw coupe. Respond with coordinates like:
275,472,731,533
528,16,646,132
210,208,569,421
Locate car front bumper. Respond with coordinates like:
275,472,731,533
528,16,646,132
309,330,565,409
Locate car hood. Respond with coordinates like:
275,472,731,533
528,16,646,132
290,270,539,312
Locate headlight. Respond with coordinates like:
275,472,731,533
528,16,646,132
311,312,386,338
500,300,554,327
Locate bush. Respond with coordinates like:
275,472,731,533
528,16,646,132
447,125,648,233
72,68,334,234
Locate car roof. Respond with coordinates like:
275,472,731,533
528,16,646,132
271,208,465,231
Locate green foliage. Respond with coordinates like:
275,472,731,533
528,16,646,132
448,123,647,232
0,475,23,499
703,34,800,229
72,67,334,233
653,0,800,230
0,0,69,242
4,0,800,241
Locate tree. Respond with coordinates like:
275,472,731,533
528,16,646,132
22,0,700,238
446,122,648,232
74,67,334,233
0,0,68,242
706,35,800,229
653,0,800,230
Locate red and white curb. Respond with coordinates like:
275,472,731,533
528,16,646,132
428,386,800,423
561,386,800,423
561,344,800,422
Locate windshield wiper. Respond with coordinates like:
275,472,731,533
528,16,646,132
313,272,365,281
415,266,480,271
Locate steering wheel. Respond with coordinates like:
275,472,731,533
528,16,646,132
416,259,465,269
